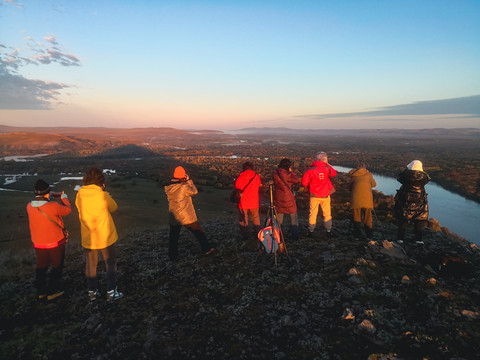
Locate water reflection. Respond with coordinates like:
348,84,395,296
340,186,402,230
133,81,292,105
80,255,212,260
334,166,480,244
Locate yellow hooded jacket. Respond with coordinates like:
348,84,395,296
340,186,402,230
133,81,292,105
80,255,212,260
75,184,118,249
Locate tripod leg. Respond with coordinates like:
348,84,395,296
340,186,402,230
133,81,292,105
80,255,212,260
372,208,385,239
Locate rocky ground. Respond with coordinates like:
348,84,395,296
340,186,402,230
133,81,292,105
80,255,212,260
1,218,480,360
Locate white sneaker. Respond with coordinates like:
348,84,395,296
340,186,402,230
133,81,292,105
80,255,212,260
107,287,124,302
397,240,404,244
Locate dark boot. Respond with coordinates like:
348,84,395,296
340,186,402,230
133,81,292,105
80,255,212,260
291,225,300,241
353,221,362,239
365,225,373,240
36,268,47,296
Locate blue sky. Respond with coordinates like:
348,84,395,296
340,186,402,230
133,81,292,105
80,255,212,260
1,0,479,129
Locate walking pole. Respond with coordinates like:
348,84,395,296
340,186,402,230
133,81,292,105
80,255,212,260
372,208,386,239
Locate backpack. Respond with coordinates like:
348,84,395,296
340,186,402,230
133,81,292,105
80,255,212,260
258,217,283,254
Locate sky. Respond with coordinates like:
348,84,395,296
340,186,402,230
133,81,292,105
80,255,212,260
1,0,479,130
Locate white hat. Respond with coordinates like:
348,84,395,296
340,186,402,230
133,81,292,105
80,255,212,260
407,160,423,171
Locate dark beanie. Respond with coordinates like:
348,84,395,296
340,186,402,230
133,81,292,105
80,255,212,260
34,179,50,196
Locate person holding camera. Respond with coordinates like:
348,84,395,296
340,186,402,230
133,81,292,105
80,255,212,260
27,179,71,302
76,167,123,301
235,161,262,242
164,166,214,261
394,160,430,244
273,158,300,240
301,152,337,238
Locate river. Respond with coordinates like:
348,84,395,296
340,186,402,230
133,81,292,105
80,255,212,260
334,166,480,245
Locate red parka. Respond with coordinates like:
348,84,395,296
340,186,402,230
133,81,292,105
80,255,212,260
301,161,337,197
235,169,261,209
273,168,299,214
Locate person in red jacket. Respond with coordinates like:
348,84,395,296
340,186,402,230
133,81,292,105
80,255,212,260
273,158,300,240
301,152,337,238
27,179,71,301
235,162,262,241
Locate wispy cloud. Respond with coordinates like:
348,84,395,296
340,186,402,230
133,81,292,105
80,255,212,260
0,34,80,109
299,95,480,120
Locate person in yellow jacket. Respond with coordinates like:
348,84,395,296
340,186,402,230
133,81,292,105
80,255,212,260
348,163,377,240
76,167,123,301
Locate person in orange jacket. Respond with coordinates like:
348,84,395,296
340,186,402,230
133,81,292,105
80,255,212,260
235,162,262,241
76,167,123,302
27,179,71,301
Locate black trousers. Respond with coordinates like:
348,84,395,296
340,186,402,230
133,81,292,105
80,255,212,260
169,222,211,260
35,243,65,295
397,219,426,241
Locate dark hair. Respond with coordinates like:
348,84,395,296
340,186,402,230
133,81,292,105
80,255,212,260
278,158,291,170
242,162,254,171
83,167,105,186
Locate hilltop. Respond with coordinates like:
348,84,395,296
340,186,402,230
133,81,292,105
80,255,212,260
1,217,479,359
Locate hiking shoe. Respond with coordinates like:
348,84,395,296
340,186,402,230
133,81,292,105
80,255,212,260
327,231,334,239
397,240,404,244
416,241,425,245
205,248,215,255
88,290,100,301
47,291,64,301
307,231,314,238
107,288,124,302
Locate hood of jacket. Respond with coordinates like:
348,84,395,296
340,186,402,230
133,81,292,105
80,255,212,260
399,169,430,183
349,168,369,177
310,160,328,169
77,184,103,197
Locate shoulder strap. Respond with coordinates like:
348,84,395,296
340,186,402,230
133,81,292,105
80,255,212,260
242,174,258,192
276,170,295,194
36,207,65,231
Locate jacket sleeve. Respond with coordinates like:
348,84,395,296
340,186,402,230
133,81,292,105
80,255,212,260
371,175,377,188
105,192,118,213
301,172,311,188
56,197,72,216
328,166,337,178
288,172,299,185
186,179,198,196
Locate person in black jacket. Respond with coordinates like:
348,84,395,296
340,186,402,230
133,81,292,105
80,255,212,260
394,160,430,244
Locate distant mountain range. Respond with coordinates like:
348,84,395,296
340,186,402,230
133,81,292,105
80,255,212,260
2,124,479,138
1,124,479,156
232,127,480,137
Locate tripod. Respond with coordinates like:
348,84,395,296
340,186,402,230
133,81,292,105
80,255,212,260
258,181,290,265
